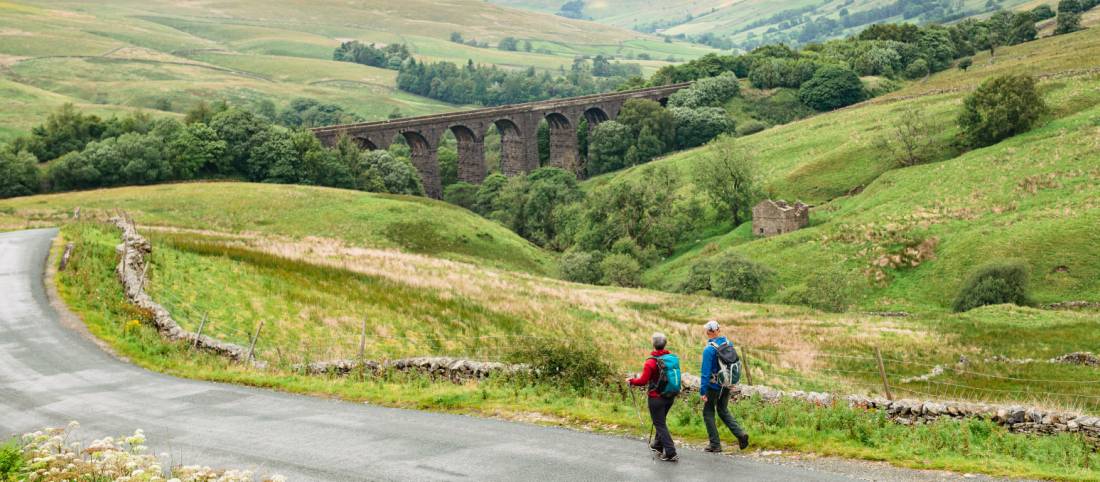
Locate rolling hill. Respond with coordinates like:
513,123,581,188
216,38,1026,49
494,0,1043,49
583,24,1100,312
0,0,716,142
0,182,555,274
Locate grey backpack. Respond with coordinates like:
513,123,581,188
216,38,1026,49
709,340,742,387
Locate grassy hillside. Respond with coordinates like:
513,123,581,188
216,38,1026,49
495,0,1040,47
0,182,555,274
0,0,715,141
585,26,1100,312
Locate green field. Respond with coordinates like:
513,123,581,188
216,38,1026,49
0,182,555,274
495,0,1043,46
0,0,717,142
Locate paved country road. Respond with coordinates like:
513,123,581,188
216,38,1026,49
0,228,958,481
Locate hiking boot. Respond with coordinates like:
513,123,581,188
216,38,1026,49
659,453,679,462
737,433,750,450
704,445,723,453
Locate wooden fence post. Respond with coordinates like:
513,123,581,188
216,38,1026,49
247,319,265,362
875,347,893,401
59,243,75,271
740,346,754,386
193,312,208,349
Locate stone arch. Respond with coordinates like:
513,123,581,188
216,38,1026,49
583,107,610,126
450,124,486,184
400,130,442,199
544,112,580,174
353,136,378,151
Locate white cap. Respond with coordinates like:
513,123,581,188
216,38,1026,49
704,320,720,332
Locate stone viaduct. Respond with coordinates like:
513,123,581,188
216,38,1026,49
311,83,691,198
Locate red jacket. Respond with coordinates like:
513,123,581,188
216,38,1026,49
629,349,670,398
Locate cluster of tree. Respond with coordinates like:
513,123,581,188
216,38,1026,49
649,11,1046,110
332,41,411,70
449,32,490,49
1054,0,1099,35
0,104,424,199
587,77,739,175
276,98,363,128
736,0,1011,50
444,133,763,291
557,0,587,20
680,252,774,302
396,57,640,106
496,37,534,52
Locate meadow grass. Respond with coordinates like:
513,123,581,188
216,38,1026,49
0,182,555,274
51,220,1100,481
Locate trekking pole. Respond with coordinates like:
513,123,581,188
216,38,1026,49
627,384,648,444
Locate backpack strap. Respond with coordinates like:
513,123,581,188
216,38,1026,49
647,356,665,392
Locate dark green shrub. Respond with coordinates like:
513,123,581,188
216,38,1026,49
709,254,775,302
957,57,973,71
780,270,855,313
443,182,479,210
798,66,864,111
736,120,767,136
679,253,773,301
669,107,733,149
668,72,740,108
680,258,716,294
0,148,40,199
952,261,1032,312
904,58,929,79
0,439,23,481
957,74,1047,148
1054,12,1083,35
507,339,616,393
1031,4,1056,20
599,253,641,287
559,250,603,284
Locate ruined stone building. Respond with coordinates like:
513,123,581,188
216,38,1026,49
752,200,809,237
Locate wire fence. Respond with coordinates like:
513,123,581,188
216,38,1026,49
742,345,1100,413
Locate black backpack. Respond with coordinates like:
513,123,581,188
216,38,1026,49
709,340,742,387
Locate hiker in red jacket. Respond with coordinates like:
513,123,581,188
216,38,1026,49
627,332,680,462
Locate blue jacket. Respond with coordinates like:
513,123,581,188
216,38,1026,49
700,336,729,396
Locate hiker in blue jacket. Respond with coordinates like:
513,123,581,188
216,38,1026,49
700,320,749,453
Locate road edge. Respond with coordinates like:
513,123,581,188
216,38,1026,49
43,228,129,362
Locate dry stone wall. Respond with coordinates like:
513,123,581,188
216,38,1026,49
112,216,251,362
679,374,1099,445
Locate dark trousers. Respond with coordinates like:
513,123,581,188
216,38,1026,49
647,396,676,456
703,387,746,448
